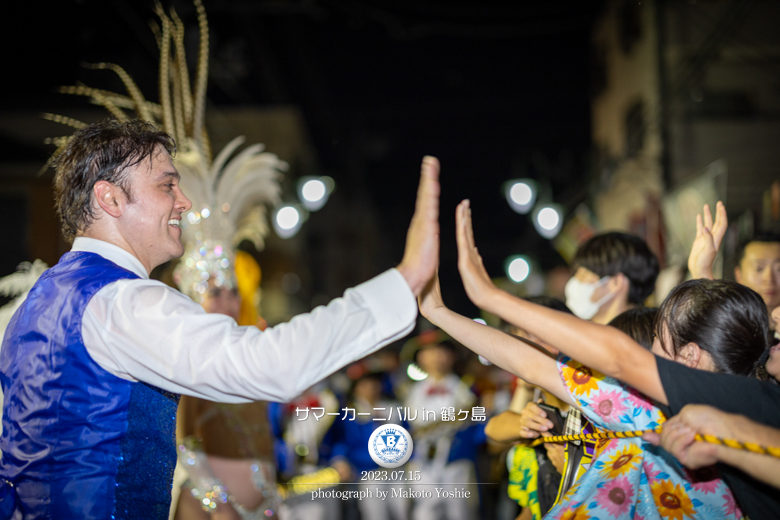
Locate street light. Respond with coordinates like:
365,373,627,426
503,179,537,214
505,255,531,283
273,204,307,238
533,204,563,239
298,176,335,211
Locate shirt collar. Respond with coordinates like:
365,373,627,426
71,237,149,279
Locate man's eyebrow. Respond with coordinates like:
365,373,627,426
155,170,181,181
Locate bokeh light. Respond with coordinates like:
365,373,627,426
506,256,530,283
273,205,305,238
298,176,335,211
504,179,537,214
407,363,428,381
533,204,564,239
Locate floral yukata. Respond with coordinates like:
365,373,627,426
545,356,743,520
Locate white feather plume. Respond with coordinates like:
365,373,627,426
0,260,49,342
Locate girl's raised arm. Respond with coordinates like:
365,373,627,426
454,199,668,405
419,271,573,406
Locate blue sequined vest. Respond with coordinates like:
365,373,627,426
0,252,180,519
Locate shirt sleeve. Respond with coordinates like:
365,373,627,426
656,356,780,429
82,268,417,403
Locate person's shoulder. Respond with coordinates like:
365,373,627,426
93,277,197,314
97,277,183,296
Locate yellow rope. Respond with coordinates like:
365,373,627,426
530,427,780,458
529,428,654,446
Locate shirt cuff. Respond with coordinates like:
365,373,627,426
350,268,417,339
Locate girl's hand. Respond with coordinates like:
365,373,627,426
688,201,727,280
418,271,446,321
455,200,498,309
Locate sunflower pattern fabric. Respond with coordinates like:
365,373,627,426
544,356,744,520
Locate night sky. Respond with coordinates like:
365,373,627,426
1,0,602,315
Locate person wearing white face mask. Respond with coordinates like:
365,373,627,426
549,232,660,498
565,232,660,324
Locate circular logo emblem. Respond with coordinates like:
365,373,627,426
368,424,413,468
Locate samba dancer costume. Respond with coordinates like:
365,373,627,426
162,12,285,511
0,3,416,518
171,139,283,519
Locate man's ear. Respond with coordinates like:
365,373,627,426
734,266,743,284
677,342,702,369
93,180,125,218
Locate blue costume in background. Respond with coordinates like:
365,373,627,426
0,252,180,519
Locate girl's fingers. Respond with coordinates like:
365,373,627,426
455,202,467,249
713,201,728,244
703,204,713,230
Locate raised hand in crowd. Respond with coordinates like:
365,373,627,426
687,201,728,280
454,200,500,309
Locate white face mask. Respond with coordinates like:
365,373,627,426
565,276,613,320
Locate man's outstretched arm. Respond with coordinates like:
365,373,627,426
84,156,441,402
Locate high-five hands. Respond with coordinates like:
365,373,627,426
688,201,727,280
455,200,498,310
397,157,441,296
418,271,445,321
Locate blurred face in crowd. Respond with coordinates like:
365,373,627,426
203,286,241,321
417,344,455,379
353,377,382,405
735,242,780,313
574,267,612,303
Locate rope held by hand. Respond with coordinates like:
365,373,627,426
529,427,780,458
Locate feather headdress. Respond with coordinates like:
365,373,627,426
45,0,284,301
0,260,49,342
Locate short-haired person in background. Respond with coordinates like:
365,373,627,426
688,201,780,328
566,232,659,324
607,307,658,351
735,231,780,329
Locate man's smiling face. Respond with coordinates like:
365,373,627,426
117,146,192,272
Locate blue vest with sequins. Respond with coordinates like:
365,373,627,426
0,252,180,519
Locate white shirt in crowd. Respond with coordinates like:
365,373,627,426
72,237,416,403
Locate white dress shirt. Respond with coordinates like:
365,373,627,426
73,237,416,403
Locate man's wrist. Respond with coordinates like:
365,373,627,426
397,263,424,296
